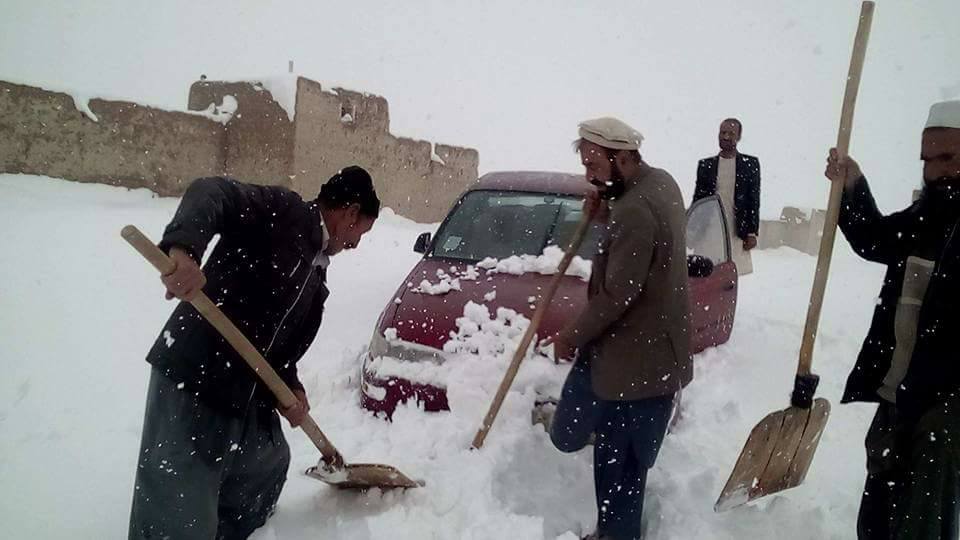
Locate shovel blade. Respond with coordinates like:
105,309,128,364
305,463,424,490
715,398,830,512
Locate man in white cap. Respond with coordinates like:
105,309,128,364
544,117,692,539
826,100,960,539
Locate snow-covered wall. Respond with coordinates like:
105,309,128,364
187,80,295,190
0,76,478,222
0,80,226,195
291,78,478,222
189,76,478,222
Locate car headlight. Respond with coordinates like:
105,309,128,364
366,329,445,364
368,328,390,359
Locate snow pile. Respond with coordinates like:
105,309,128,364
454,264,480,281
442,302,528,355
412,277,460,295
411,268,461,295
366,301,567,399
440,302,567,406
477,245,591,281
410,265,479,295
193,95,238,125
369,301,568,393
252,76,299,121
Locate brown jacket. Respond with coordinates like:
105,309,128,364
563,163,693,401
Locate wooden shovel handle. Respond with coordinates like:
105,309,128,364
797,1,874,376
121,225,343,466
471,210,594,449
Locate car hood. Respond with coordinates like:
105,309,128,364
379,258,589,351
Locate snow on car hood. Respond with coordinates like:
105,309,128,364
411,245,591,296
369,301,571,402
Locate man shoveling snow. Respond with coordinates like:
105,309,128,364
128,167,379,539
544,117,693,539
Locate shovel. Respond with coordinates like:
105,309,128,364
471,208,594,449
714,1,874,512
122,225,422,490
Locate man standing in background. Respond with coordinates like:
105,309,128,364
693,118,761,275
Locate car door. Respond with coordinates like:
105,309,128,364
686,195,738,353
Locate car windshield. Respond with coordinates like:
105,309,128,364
430,190,600,261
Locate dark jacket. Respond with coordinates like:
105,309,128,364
839,176,960,419
693,153,761,239
147,177,329,417
564,163,693,401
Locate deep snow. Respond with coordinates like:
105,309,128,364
0,174,887,539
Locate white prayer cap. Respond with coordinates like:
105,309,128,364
578,117,644,150
925,100,960,130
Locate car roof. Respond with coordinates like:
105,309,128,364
470,171,588,197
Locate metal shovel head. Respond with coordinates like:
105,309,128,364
305,462,424,490
715,398,830,512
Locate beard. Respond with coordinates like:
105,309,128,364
923,175,960,198
589,162,626,200
919,175,960,222
924,172,960,185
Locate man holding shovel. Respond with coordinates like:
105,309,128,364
129,167,380,539
544,117,692,539
827,100,960,539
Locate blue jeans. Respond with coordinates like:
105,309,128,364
550,359,674,540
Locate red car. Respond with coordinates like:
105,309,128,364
360,171,738,417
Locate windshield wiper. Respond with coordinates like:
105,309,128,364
539,204,565,253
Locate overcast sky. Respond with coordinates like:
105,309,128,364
2,0,958,216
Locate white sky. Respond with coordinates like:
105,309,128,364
1,0,957,217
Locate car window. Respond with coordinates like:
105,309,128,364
431,190,601,261
686,196,729,264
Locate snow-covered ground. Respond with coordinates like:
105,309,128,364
0,174,885,539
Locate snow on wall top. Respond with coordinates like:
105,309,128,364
1,76,238,125
238,75,378,122
250,75,299,122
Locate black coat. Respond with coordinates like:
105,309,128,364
839,176,960,419
693,153,761,239
147,177,329,417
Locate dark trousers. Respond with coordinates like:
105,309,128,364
550,359,674,540
129,368,290,540
859,399,960,540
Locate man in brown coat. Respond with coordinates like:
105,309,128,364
545,117,692,539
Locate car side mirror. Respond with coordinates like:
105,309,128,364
414,232,432,254
687,254,714,278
